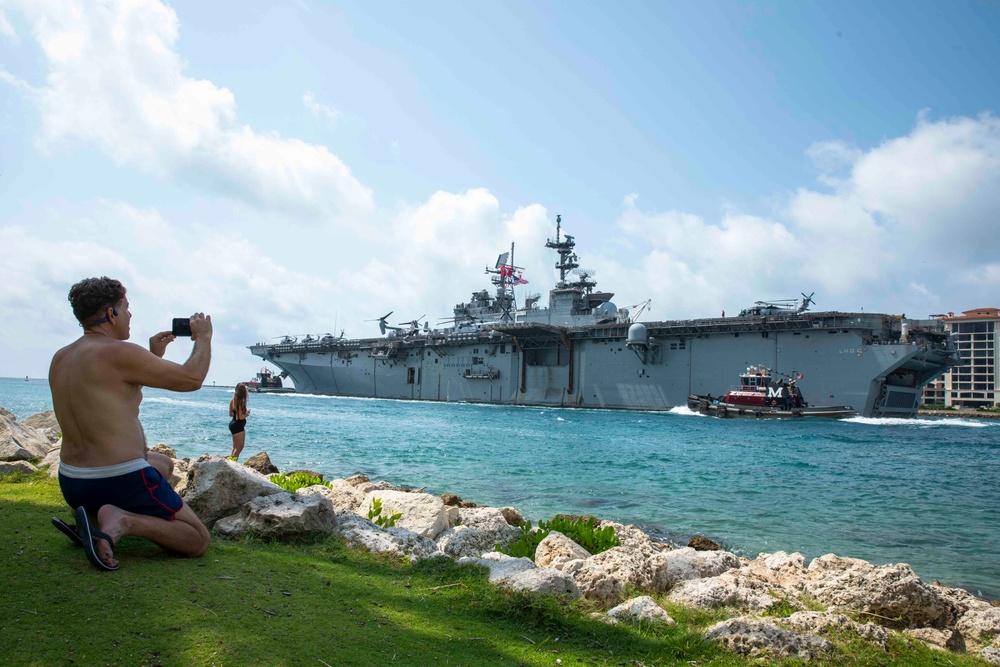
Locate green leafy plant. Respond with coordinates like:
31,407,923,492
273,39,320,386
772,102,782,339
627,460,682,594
497,515,620,559
761,595,799,618
498,520,549,558
367,496,402,528
269,472,330,493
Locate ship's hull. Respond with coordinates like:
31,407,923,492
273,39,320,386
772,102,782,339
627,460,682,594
250,312,956,418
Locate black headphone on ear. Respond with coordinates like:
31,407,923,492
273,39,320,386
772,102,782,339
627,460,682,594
93,307,119,326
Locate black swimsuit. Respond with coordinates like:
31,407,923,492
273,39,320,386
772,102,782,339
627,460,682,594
229,417,246,435
229,403,247,434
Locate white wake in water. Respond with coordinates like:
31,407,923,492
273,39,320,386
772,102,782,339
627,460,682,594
670,406,706,417
844,416,991,428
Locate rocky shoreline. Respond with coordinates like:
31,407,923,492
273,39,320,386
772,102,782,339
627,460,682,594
3,406,1000,663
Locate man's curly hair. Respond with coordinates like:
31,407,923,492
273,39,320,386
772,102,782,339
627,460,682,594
69,277,126,326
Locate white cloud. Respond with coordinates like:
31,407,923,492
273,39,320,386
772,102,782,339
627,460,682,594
614,113,1000,320
0,10,17,41
0,201,340,382
850,112,1000,262
303,91,339,123
6,0,374,224
806,140,862,185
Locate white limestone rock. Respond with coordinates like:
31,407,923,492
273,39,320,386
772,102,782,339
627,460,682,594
503,567,583,599
667,569,784,612
957,606,1000,650
299,479,365,512
214,491,337,540
803,554,948,628
782,611,889,648
704,617,833,660
0,415,51,461
354,480,403,494
929,581,993,629
598,520,671,553
181,455,283,527
0,460,38,475
456,506,515,530
21,410,61,443
564,558,627,601
904,627,964,652
40,444,61,470
584,545,673,592
436,523,522,559
607,596,676,625
169,458,190,496
360,488,452,539
534,531,591,570
335,511,441,562
457,552,536,582
662,546,741,586
982,643,1000,666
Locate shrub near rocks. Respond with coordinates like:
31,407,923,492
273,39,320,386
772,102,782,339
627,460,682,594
499,515,620,559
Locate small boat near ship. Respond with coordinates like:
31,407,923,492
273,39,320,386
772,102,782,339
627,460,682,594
245,367,292,393
687,366,856,419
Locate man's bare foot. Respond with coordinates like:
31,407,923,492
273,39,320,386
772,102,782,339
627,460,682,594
95,505,128,568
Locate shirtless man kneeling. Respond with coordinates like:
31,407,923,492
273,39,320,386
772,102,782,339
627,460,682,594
49,276,212,570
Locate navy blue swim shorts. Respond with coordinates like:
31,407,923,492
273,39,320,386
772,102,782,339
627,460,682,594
58,458,183,520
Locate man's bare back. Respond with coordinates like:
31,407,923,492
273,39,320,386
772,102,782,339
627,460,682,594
50,299,210,467
50,277,213,570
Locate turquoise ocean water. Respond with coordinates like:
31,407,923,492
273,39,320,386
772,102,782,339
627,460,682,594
3,376,998,599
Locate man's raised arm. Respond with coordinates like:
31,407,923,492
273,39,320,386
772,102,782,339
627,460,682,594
121,313,213,391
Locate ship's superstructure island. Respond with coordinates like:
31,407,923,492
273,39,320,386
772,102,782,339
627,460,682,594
250,216,957,418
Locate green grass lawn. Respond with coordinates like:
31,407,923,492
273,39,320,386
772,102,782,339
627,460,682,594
0,473,989,666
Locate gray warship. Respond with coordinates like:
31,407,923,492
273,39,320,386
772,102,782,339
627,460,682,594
250,216,957,418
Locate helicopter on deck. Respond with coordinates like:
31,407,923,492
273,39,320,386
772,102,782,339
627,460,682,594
740,292,815,317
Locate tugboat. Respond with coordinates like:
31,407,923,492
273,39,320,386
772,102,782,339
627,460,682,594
245,367,290,393
687,365,855,419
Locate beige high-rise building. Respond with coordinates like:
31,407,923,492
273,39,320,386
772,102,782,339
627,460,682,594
923,308,1000,409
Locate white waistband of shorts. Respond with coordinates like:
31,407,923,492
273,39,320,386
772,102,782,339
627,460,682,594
58,458,150,479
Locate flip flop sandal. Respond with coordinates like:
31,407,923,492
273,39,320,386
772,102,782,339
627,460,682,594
75,506,119,571
51,516,85,547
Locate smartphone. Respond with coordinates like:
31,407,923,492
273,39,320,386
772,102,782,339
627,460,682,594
171,318,192,337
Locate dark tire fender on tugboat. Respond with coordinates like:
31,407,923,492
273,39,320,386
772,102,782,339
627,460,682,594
717,405,728,418
792,409,804,418
737,408,746,416
754,410,763,419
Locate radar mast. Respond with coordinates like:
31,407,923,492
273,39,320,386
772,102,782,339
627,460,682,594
546,214,579,285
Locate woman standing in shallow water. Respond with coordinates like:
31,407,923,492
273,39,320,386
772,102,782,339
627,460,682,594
229,383,251,460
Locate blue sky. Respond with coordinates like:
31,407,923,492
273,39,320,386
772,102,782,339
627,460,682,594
2,0,999,384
